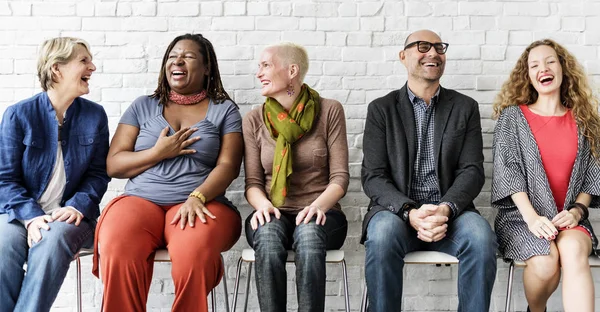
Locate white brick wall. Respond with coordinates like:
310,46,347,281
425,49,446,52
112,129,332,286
1,0,600,311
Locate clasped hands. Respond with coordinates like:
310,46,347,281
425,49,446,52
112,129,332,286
27,206,83,247
526,209,581,241
409,204,450,243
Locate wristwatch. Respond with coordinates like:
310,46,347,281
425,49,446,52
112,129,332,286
399,203,417,222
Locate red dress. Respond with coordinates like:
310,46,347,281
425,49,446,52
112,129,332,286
521,105,590,236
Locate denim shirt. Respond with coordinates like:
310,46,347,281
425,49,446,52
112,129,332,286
0,92,110,223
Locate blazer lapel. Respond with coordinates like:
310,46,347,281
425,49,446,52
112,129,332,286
434,87,454,168
396,85,417,175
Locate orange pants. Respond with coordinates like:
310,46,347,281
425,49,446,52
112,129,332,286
94,195,241,312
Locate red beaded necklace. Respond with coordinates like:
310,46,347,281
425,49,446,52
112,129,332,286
168,90,207,105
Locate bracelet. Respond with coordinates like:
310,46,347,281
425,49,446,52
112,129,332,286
189,191,206,204
567,202,589,221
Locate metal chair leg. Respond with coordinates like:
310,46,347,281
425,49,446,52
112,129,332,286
505,261,515,312
211,288,216,311
341,260,350,312
76,255,82,312
243,262,253,312
222,255,230,312
231,257,244,311
360,284,368,312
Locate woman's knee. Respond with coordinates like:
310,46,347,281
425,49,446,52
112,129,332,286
525,254,560,281
556,232,592,268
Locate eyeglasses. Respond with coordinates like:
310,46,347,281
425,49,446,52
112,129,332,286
404,41,449,54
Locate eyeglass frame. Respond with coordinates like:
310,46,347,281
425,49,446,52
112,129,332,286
404,41,449,54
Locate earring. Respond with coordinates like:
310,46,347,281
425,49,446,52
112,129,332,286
287,82,295,97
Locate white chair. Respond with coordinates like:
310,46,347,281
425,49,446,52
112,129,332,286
74,248,229,312
360,251,460,312
503,254,600,312
231,248,350,312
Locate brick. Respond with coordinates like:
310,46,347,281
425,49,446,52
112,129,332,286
281,31,324,45
486,31,509,45
360,17,384,31
293,3,337,17
0,60,13,74
338,3,356,17
247,2,268,16
445,45,481,60
406,1,432,17
382,2,404,16
103,60,147,73
201,1,222,16
168,17,212,31
0,2,11,15
270,2,291,16
459,2,502,16
342,47,383,62
61,31,105,46
9,2,31,16
95,2,116,17
0,17,81,31
347,32,371,46
299,17,316,30
358,2,383,17
240,31,281,45
158,3,199,16
326,32,347,46
384,16,408,31
32,3,76,16
407,17,452,32
442,31,485,45
212,17,254,30
481,46,507,61
504,3,550,16
12,30,60,45
316,18,359,31
432,2,458,16
562,17,585,32
14,60,35,74
224,2,245,16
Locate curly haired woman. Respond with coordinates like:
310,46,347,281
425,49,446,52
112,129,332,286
492,39,600,312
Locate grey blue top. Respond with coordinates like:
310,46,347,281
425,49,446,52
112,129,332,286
120,95,241,209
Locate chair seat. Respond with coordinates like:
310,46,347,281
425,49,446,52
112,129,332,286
241,248,345,263
404,251,459,264
154,249,171,262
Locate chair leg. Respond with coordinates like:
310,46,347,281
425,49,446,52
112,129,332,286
232,257,244,311
221,254,230,312
341,260,350,312
211,289,217,311
505,261,515,312
243,262,253,312
76,255,82,312
360,284,368,312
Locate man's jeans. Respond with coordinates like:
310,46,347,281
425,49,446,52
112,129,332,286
0,213,95,312
365,210,498,312
245,209,347,312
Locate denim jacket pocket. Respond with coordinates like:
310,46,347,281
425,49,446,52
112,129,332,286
22,134,45,149
78,134,98,146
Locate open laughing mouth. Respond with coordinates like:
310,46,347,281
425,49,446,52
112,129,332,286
422,61,440,68
81,76,90,83
538,74,554,86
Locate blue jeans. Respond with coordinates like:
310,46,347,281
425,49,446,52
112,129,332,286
365,210,498,312
0,213,95,312
245,209,347,312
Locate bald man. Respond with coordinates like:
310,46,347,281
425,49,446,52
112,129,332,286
360,30,498,311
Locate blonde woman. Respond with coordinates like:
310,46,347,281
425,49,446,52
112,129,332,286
243,43,349,311
492,39,600,312
0,37,109,311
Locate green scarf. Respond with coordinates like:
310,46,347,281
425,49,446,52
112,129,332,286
263,84,320,207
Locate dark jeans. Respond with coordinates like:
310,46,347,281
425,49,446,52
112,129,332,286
364,210,498,312
245,209,348,312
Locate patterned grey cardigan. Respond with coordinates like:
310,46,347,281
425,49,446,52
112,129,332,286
492,105,600,261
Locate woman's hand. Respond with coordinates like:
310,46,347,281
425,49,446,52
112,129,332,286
170,197,216,229
250,204,281,230
526,215,558,240
52,206,83,226
296,205,326,226
152,127,200,160
27,215,53,247
552,209,580,229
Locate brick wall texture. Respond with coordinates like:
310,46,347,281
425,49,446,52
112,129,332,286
2,0,600,311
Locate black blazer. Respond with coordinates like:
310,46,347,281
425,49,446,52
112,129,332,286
360,84,485,243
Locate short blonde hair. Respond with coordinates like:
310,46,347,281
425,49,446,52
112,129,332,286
268,42,309,83
37,37,91,91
